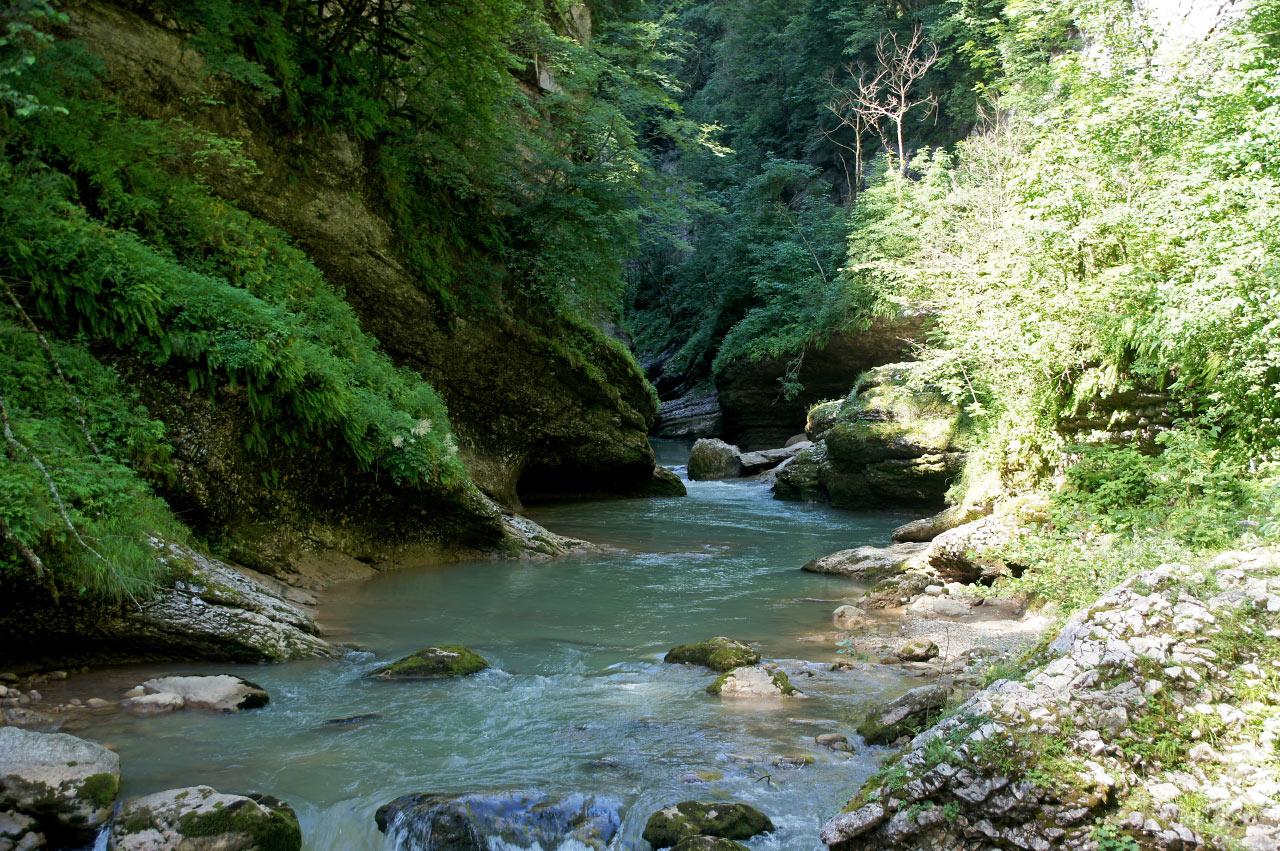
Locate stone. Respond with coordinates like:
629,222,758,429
141,675,269,711
896,639,940,662
655,389,723,439
0,709,59,731
832,605,869,630
0,727,119,846
820,805,887,845
891,504,990,543
737,443,811,476
111,786,301,851
908,595,971,618
0,809,42,851
856,685,947,745
706,666,802,699
123,692,185,715
816,733,851,751
665,638,760,672
376,791,620,850
802,543,927,582
371,646,489,679
672,836,751,851
642,801,773,848
687,439,744,480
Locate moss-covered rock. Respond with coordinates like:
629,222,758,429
0,728,119,847
855,684,946,745
687,439,744,481
664,638,760,672
113,785,301,851
375,791,621,850
774,363,967,510
672,836,751,851
706,666,801,698
371,646,489,679
642,801,773,848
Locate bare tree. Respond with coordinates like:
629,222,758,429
823,25,939,180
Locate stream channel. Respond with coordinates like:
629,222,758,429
52,440,922,849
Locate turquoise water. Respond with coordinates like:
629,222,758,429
56,440,918,849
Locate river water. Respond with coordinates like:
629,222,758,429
56,440,920,849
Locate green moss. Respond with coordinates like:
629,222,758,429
770,670,799,696
372,645,489,679
641,801,773,848
664,638,760,672
80,773,118,810
177,798,301,851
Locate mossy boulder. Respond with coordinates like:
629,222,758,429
642,801,773,848
371,646,489,679
112,785,301,851
856,684,946,745
0,727,119,847
664,638,760,672
673,836,751,851
687,439,744,481
773,444,827,502
706,666,801,698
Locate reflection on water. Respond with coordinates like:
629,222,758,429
54,439,919,850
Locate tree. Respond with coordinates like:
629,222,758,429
824,25,939,177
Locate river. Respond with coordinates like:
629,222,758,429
46,440,919,849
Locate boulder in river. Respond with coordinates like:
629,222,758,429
664,638,760,672
895,638,939,662
111,786,301,851
642,801,773,848
372,646,490,679
687,439,743,481
856,684,947,745
736,443,811,476
832,605,867,631
0,727,119,847
140,674,270,711
375,791,621,850
802,543,927,582
706,666,802,698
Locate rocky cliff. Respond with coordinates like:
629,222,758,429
58,1,680,579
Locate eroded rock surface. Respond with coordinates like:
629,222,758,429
111,786,301,851
0,728,119,847
823,550,1280,850
136,675,269,712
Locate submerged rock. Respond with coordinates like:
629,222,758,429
832,605,867,630
687,439,744,481
642,801,773,848
375,791,621,850
856,684,947,745
112,785,301,851
664,638,760,672
672,836,751,851
372,646,489,679
139,675,269,712
706,666,802,698
0,727,119,847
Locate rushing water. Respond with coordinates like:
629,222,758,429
49,440,921,850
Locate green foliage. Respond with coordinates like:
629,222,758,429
0,310,180,602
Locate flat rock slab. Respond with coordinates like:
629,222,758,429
665,638,760,672
141,675,269,711
802,543,927,582
737,443,811,475
0,727,119,845
706,666,802,698
376,791,621,850
371,646,489,679
112,785,301,851
643,801,773,848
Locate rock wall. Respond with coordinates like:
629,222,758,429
58,1,678,577
715,314,928,451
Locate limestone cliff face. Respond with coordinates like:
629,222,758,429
60,2,676,575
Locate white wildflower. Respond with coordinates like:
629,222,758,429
391,435,404,448
445,435,458,453
411,418,432,436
